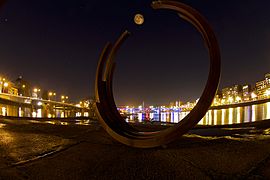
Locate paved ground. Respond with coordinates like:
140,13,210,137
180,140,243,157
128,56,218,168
1,118,270,179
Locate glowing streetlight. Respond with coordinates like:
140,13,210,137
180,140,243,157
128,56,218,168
3,82,9,93
48,92,55,101
22,84,26,88
61,95,69,103
33,88,41,98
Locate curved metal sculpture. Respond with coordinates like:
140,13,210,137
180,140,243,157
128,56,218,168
95,1,221,148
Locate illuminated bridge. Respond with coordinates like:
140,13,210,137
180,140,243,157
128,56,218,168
0,93,92,118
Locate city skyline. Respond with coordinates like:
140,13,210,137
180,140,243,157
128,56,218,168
0,0,270,105
1,71,269,108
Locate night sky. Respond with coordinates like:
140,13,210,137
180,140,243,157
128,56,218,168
0,0,270,106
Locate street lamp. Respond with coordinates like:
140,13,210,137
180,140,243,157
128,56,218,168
3,82,8,93
61,95,69,103
48,91,56,101
33,88,41,98
0,77,8,94
20,84,26,96
48,92,53,100
61,95,65,103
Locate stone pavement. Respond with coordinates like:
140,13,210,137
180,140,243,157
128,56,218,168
1,119,270,179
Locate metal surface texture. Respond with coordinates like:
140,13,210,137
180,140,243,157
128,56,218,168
95,0,221,148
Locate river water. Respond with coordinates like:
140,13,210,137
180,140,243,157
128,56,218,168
127,102,270,125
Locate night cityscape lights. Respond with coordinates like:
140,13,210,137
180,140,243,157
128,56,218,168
0,75,89,110
119,73,270,115
0,75,96,118
0,72,269,121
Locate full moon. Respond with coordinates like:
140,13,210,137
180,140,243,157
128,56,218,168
134,14,144,25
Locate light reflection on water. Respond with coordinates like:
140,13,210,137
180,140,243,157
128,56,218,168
267,102,270,120
221,109,225,125
127,102,270,125
214,110,217,125
252,105,256,122
229,108,233,124
237,107,241,124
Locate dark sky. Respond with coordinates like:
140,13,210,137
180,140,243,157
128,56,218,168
0,0,270,106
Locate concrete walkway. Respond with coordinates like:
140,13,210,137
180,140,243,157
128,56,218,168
0,119,270,179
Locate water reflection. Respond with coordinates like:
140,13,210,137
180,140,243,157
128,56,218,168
228,108,233,124
236,107,241,124
126,101,270,125
138,113,143,122
214,110,217,125
161,112,166,122
267,102,270,120
244,106,250,123
221,109,225,125
173,112,179,123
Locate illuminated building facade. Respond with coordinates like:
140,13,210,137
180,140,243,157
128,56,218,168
15,76,32,97
242,84,252,101
221,85,243,103
0,78,18,95
212,92,222,106
256,73,270,99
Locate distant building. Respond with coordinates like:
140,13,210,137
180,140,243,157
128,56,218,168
0,77,18,95
14,76,32,97
8,84,19,95
242,84,252,101
221,85,243,103
256,73,270,99
212,92,222,106
222,85,242,98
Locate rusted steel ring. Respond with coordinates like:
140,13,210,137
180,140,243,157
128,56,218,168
95,0,221,148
